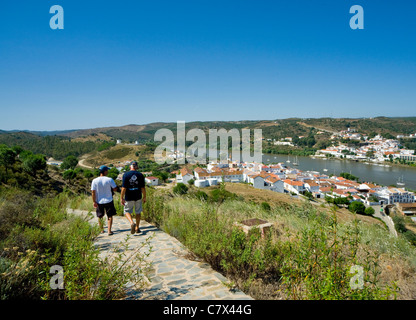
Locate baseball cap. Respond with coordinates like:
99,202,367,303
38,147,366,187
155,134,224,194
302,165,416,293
99,165,110,173
130,161,138,166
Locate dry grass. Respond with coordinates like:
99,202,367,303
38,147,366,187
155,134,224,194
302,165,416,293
71,133,113,143
81,144,149,168
220,182,384,227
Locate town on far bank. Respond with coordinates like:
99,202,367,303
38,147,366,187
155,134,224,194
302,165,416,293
314,128,416,163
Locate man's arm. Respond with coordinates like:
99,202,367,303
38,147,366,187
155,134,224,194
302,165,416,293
121,187,126,206
92,190,98,208
141,187,146,204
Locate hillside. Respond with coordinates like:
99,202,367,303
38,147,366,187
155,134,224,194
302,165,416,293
0,131,115,161
144,185,416,299
1,117,416,161
301,117,416,136
53,116,416,147
79,144,152,168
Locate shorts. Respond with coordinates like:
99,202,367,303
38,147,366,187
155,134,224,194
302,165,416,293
124,199,143,215
96,201,117,219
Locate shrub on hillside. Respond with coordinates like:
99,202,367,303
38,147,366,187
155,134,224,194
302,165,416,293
364,207,375,216
349,201,366,214
173,183,188,195
260,202,271,211
210,183,239,203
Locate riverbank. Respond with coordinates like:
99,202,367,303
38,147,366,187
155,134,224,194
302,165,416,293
309,154,416,170
262,153,416,190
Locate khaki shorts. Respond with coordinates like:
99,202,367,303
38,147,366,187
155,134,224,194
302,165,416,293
124,199,143,215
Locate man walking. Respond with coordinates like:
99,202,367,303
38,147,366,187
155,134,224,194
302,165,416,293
91,165,118,235
121,161,146,234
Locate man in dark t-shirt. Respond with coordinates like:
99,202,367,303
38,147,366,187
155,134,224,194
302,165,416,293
121,161,146,234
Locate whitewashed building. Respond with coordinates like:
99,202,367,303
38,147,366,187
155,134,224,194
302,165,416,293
145,176,159,186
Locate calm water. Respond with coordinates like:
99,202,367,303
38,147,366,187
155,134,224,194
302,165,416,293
262,154,416,190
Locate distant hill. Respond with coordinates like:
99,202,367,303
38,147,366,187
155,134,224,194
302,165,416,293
300,117,416,136
56,117,416,142
1,117,415,159
0,131,114,160
0,129,77,137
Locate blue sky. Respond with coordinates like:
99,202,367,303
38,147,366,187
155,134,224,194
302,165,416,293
0,0,415,131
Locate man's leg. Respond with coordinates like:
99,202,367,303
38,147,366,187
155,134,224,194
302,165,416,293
96,205,105,233
98,217,104,233
105,202,117,235
135,213,141,233
124,201,136,233
107,216,113,234
135,200,142,233
125,212,134,225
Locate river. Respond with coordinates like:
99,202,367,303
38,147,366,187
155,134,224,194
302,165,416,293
262,154,416,190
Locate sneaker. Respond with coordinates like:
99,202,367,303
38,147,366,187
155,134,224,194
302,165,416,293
135,228,141,234
131,223,136,234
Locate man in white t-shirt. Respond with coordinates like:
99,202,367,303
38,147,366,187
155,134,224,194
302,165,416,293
91,165,118,235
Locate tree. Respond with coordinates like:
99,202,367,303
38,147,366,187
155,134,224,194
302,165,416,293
303,191,314,200
152,170,169,182
364,207,375,216
12,145,24,155
366,149,375,159
210,183,237,203
340,172,359,181
107,167,119,180
61,155,79,170
83,170,94,179
22,154,46,175
334,196,350,207
63,169,77,181
0,145,16,172
349,201,366,214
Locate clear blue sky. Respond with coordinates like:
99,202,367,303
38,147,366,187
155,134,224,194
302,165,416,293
1,0,415,131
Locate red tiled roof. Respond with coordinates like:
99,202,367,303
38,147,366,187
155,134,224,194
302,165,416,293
284,179,304,186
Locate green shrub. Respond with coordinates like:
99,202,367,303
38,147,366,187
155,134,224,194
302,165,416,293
173,183,188,195
260,202,271,211
393,215,407,233
365,207,375,216
210,183,238,203
349,201,366,214
404,230,416,246
0,189,148,300
194,190,208,201
63,170,76,181
279,213,397,300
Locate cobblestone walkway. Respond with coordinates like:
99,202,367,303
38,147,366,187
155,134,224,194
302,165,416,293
67,209,253,300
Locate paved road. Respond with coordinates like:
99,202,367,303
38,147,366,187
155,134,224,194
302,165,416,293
372,205,398,237
78,158,94,169
67,208,253,300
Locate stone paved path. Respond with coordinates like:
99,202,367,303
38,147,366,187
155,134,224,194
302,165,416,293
67,209,253,300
